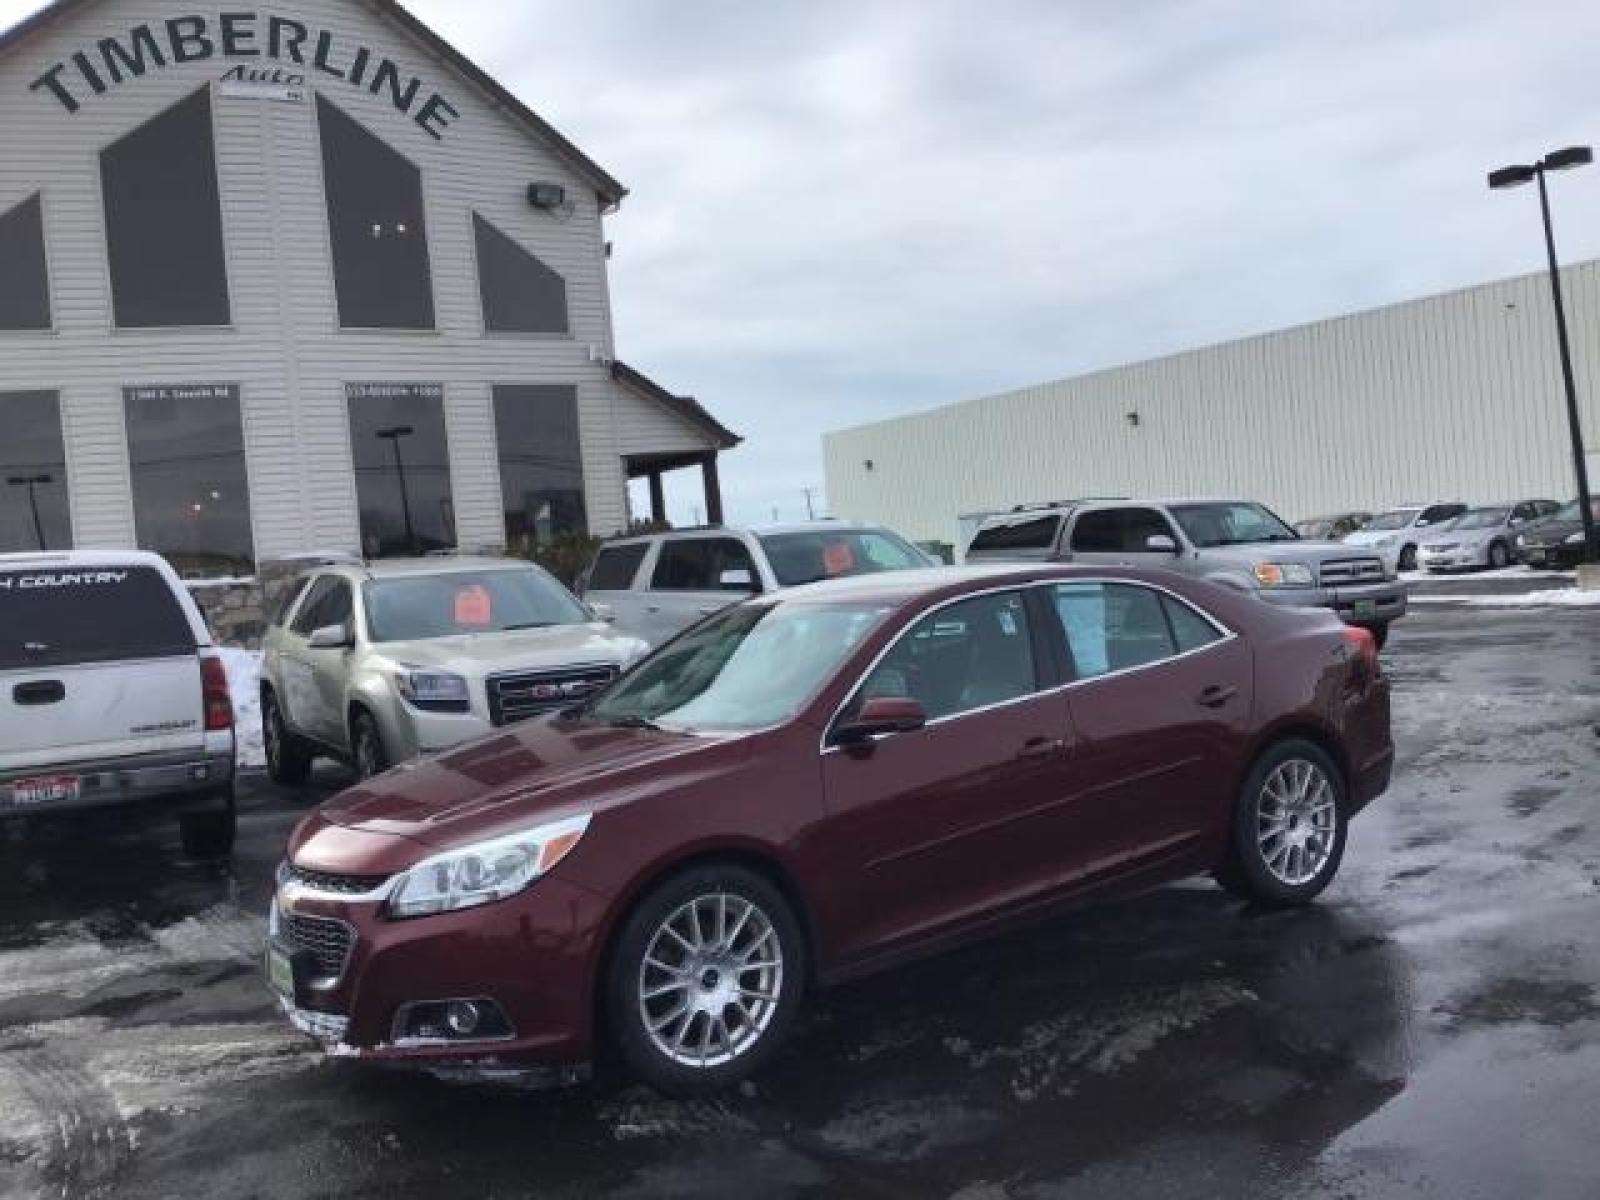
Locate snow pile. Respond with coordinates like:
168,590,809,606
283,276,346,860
1410,588,1600,607
215,647,264,768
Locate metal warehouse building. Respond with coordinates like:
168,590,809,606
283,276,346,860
0,0,738,574
824,264,1600,554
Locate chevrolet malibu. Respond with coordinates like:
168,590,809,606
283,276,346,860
268,565,1393,1095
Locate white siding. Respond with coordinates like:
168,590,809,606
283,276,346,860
0,0,713,557
825,263,1600,548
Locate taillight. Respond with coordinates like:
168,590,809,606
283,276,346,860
200,654,234,731
1342,626,1378,682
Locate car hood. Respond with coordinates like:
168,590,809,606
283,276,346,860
1342,528,1404,545
372,623,645,676
1200,539,1377,566
1421,526,1491,548
292,716,747,863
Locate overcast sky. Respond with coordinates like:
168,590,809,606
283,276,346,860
7,1,1600,526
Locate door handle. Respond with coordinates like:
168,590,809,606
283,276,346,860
13,680,64,706
1016,736,1066,759
697,605,719,615
646,604,662,614
1197,684,1238,709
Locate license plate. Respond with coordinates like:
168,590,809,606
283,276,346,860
6,774,80,808
1353,599,1377,619
266,943,297,1000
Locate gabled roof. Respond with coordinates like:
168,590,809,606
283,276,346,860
612,361,742,449
0,0,627,206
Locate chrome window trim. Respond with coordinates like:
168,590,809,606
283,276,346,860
818,577,1238,756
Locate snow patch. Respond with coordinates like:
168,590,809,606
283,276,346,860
216,647,264,768
1409,588,1600,607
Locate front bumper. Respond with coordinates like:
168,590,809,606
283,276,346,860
1517,543,1584,569
1259,580,1408,626
0,742,234,817
266,867,612,1067
1418,547,1485,571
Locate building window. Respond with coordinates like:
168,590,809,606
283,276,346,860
347,383,454,557
317,96,435,330
123,384,254,576
100,88,230,328
0,391,70,552
492,385,585,550
0,194,51,330
473,213,568,334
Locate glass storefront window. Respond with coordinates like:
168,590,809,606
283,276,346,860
347,383,455,557
0,391,70,552
492,385,585,550
473,213,568,334
0,194,51,331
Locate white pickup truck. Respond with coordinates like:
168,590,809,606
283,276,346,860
0,550,237,858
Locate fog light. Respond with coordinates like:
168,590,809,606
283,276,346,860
445,1000,480,1036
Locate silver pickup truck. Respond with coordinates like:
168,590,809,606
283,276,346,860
966,497,1407,647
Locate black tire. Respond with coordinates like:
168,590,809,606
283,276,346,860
606,864,806,1097
1488,540,1510,569
263,690,313,785
1216,739,1348,908
351,710,389,780
1368,623,1389,652
1398,543,1418,572
179,788,237,860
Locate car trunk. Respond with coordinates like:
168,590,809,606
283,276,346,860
0,565,205,773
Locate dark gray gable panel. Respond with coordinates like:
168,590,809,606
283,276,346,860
100,88,230,327
474,213,568,334
317,95,435,330
0,194,51,330
0,390,70,551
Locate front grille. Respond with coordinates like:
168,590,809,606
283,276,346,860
281,913,355,980
1319,557,1386,586
283,864,389,895
487,663,618,727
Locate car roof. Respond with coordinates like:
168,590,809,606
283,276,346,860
600,521,891,546
0,548,172,570
772,563,1171,606
312,556,543,581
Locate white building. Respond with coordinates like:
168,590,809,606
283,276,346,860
824,264,1600,553
0,0,738,574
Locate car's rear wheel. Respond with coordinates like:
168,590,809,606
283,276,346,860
1488,540,1510,569
351,710,388,780
607,865,805,1097
263,690,313,785
179,787,236,860
1216,739,1347,907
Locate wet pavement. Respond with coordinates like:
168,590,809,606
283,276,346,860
2,604,1598,1199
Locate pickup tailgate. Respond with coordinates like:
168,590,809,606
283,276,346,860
0,565,206,773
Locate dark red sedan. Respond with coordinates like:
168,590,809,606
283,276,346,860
267,565,1392,1094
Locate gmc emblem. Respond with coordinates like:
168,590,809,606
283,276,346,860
531,680,601,701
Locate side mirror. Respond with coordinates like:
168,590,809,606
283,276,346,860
308,623,352,649
587,601,616,623
834,696,927,745
719,567,756,592
1145,534,1179,554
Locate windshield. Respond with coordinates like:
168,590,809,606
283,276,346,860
589,600,889,731
1451,508,1509,531
1551,498,1600,523
1361,509,1420,532
758,528,930,586
1168,502,1298,548
364,567,588,642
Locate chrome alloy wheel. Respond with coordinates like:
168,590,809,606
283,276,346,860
638,892,784,1069
1256,758,1338,886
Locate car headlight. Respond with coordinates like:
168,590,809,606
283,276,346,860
387,814,592,919
396,666,471,713
1254,562,1315,588
1516,534,1527,547
1565,532,1585,545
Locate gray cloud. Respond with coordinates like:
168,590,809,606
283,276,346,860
7,0,1600,525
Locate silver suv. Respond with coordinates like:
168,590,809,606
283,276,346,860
579,522,933,647
965,498,1408,647
259,558,648,782
0,550,237,858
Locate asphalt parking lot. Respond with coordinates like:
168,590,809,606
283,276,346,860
2,599,1598,1200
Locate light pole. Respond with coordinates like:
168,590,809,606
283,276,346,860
1488,145,1597,563
7,472,52,550
375,425,417,555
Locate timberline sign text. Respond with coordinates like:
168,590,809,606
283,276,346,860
28,12,459,139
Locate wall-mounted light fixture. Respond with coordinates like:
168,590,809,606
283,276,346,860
864,459,875,471
1125,411,1141,428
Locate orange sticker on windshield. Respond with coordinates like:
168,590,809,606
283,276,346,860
453,584,493,626
822,542,856,575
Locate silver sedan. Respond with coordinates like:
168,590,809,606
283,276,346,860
1417,501,1558,572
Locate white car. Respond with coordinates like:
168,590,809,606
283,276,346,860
1417,501,1561,572
0,550,237,858
1342,503,1468,572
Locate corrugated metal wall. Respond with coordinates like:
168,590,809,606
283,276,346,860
824,263,1600,549
0,0,683,558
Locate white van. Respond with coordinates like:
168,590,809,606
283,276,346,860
0,550,236,858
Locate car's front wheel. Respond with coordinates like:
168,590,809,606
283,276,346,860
1216,739,1348,907
1488,540,1510,569
350,710,389,780
607,865,805,1097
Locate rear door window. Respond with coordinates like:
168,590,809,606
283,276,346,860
1050,582,1182,678
650,538,759,592
0,565,194,670
967,515,1061,553
589,543,649,591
